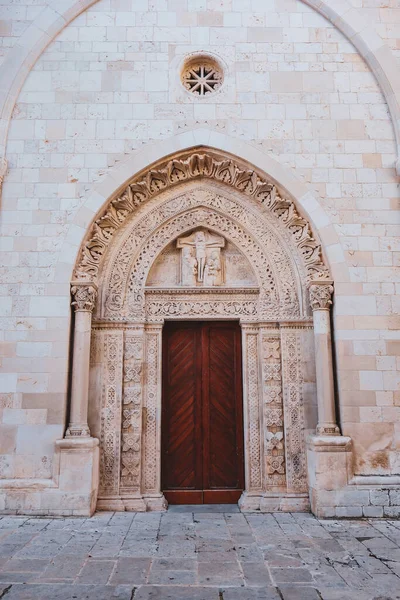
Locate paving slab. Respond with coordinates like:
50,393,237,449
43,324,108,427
0,511,398,598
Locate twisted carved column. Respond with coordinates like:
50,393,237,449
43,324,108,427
66,282,97,437
309,280,340,436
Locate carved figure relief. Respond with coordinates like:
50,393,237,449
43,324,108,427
177,228,225,286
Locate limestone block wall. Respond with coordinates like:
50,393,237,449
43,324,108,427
0,0,399,511
0,1,399,67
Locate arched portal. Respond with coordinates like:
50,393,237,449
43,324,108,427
69,148,340,512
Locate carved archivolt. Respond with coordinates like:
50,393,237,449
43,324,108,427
75,150,330,287
99,187,303,320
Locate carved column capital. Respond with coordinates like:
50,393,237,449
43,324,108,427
71,281,98,312
308,280,334,311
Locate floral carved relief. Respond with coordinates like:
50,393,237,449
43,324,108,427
143,328,160,494
97,331,123,496
261,330,286,488
121,332,144,493
309,281,334,311
75,151,330,287
243,328,262,491
280,328,308,493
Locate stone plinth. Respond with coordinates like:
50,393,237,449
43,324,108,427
307,435,352,517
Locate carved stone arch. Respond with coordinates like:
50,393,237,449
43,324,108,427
126,209,280,319
74,149,331,290
70,148,342,514
99,203,303,323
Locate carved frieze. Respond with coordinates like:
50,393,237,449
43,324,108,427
145,288,259,322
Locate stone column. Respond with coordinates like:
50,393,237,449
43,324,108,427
66,281,98,437
308,280,340,436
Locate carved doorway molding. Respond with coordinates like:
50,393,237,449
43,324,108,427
67,148,338,512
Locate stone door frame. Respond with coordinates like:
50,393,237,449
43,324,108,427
92,284,314,511
65,148,342,514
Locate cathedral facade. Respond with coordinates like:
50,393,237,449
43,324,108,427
0,0,399,517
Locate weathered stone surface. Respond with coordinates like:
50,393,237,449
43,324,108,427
0,511,399,598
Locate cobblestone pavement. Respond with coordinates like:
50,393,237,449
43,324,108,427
0,507,400,599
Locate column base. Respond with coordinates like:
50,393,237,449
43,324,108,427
316,424,340,436
65,424,91,437
307,434,352,518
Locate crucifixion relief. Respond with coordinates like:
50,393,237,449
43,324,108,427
177,229,225,287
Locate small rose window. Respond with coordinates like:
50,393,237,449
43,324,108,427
181,56,223,96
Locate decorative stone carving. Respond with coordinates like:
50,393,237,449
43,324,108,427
98,331,123,496
242,326,262,491
145,288,259,322
75,151,330,285
308,279,340,437
143,325,161,494
101,188,301,321
71,282,97,312
121,331,144,492
85,151,329,512
126,208,281,320
181,56,223,96
261,328,286,488
309,281,334,311
177,228,225,285
281,326,308,493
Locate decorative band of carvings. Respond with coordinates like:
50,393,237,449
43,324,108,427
98,331,123,496
145,299,259,321
120,331,144,493
143,330,160,493
74,151,330,284
144,287,260,295
244,331,263,491
261,330,286,488
280,328,307,493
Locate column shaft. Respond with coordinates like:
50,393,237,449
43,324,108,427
309,281,340,436
66,283,97,437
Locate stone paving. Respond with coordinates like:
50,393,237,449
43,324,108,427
0,507,400,599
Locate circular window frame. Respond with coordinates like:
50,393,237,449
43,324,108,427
180,53,225,99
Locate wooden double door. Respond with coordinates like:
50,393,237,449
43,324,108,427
162,321,245,504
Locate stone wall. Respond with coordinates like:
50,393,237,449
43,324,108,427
0,0,399,515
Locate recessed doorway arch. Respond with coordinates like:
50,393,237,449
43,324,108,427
67,147,340,512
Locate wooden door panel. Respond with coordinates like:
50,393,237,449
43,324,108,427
162,321,244,504
162,324,201,493
205,324,244,491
